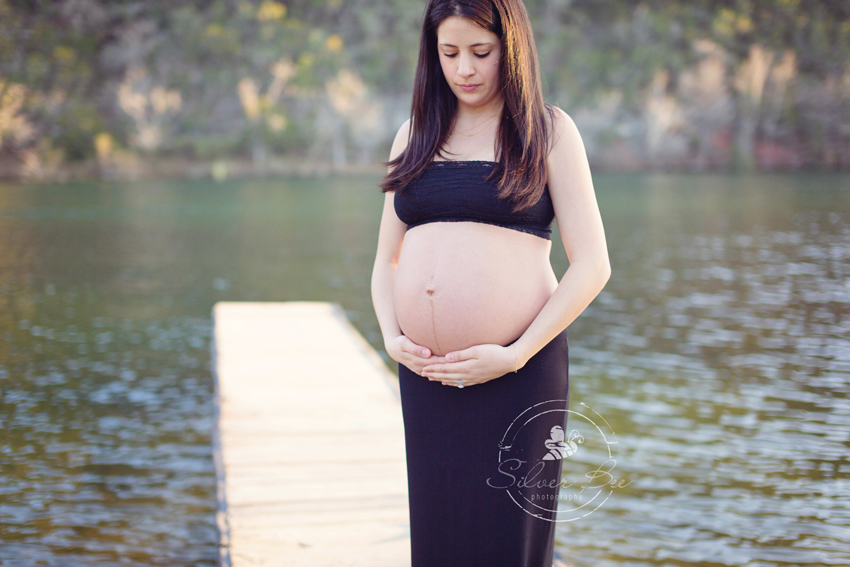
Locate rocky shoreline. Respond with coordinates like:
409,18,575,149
1,147,843,185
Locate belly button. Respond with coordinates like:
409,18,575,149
425,283,436,295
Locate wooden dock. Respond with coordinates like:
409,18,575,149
211,301,410,567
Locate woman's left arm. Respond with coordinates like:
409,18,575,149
422,107,610,384
509,106,611,369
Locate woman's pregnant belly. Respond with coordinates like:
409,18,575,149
393,222,558,357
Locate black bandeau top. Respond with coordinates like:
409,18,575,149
393,160,555,240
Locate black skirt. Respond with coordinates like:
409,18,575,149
398,327,570,567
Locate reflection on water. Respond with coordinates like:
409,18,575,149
556,174,850,567
0,173,847,565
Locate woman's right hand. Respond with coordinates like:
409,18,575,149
385,335,447,376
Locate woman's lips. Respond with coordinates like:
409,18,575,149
459,84,480,92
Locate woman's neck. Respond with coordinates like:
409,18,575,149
454,97,504,128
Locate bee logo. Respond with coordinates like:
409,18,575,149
542,425,584,460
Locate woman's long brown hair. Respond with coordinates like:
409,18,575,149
379,0,557,212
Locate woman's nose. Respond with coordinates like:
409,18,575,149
457,53,475,77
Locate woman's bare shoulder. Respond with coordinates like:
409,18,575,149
544,104,579,152
389,118,413,163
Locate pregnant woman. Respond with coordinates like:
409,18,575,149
370,1,610,565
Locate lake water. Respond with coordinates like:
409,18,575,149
0,173,847,566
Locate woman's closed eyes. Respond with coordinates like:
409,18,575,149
443,52,491,58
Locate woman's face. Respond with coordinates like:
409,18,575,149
435,16,502,110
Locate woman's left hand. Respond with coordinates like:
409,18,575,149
421,343,518,387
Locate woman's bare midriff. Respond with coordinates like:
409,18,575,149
393,221,558,357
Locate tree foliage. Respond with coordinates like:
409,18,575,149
0,0,848,177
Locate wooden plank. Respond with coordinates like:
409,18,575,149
212,301,409,567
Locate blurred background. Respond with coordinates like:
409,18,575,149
0,1,848,566
1,0,849,181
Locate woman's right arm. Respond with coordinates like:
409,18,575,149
371,119,442,373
